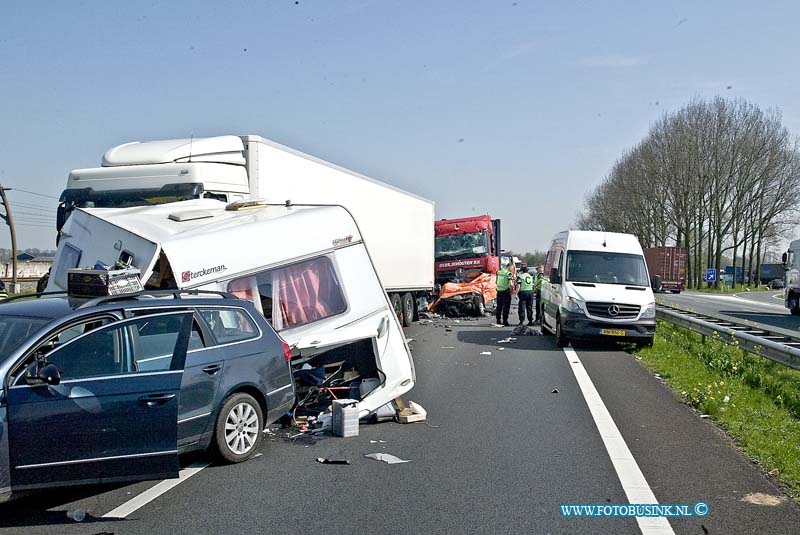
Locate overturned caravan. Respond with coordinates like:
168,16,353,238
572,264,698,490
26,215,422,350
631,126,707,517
49,199,415,417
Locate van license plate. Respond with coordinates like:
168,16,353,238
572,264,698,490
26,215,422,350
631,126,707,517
601,329,626,337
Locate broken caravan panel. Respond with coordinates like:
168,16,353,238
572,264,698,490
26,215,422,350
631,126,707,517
47,199,415,417
49,207,162,293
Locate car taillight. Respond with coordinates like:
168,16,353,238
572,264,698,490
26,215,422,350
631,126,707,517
281,339,292,361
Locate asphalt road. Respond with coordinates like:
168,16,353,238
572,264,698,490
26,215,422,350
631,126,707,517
1,308,799,534
658,290,800,337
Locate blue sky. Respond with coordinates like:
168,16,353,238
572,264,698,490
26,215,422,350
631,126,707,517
1,1,799,252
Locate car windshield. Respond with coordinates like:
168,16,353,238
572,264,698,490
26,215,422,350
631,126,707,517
567,250,649,286
0,315,51,362
435,232,489,260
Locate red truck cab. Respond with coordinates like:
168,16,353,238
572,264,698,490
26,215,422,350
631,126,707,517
434,215,501,285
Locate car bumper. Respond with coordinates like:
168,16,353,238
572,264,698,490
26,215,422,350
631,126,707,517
561,311,656,341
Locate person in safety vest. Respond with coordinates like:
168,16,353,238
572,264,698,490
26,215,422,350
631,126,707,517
516,264,534,326
534,264,545,324
495,262,512,326
0,279,7,300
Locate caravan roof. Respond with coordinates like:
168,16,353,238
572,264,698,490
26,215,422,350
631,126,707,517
58,199,363,289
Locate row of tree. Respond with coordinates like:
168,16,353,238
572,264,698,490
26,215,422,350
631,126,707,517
577,97,800,288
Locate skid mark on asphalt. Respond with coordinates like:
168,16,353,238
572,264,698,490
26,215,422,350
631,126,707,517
563,347,674,535
102,460,211,519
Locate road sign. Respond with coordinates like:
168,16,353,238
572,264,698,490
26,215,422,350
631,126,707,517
705,268,717,282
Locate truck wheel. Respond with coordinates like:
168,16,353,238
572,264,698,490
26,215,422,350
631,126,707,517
555,315,568,348
214,393,263,463
473,294,485,317
790,294,800,316
401,293,415,327
390,294,404,323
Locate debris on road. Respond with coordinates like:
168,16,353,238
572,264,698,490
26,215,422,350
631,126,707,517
497,347,505,351
370,440,387,444
66,509,87,522
551,389,559,394
316,457,351,465
480,351,492,355
364,453,411,464
511,325,542,336
441,346,455,349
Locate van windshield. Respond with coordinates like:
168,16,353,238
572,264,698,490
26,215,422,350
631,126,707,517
566,250,649,286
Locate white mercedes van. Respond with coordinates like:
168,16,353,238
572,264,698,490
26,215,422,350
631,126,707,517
540,230,656,347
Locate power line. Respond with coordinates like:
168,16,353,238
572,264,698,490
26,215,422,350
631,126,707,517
8,200,57,211
5,187,59,200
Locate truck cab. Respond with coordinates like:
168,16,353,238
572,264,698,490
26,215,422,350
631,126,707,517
434,216,500,285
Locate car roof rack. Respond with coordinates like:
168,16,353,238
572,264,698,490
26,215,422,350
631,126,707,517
78,289,238,309
0,291,69,304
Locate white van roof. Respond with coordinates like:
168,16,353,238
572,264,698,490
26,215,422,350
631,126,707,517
558,230,644,254
102,135,246,166
76,199,363,288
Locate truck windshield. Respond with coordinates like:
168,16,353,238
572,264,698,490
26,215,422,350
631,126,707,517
566,250,649,286
0,315,50,363
435,232,489,260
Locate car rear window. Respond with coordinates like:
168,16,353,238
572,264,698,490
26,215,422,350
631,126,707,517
198,308,259,345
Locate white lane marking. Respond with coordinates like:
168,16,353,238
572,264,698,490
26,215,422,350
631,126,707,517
563,347,674,535
102,460,211,519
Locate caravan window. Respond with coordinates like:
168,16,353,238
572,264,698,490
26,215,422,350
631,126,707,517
227,256,347,331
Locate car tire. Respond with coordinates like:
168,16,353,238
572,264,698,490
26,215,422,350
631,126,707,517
401,293,415,327
555,315,568,348
214,393,264,463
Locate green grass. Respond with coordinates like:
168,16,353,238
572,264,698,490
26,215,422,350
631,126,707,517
638,321,800,499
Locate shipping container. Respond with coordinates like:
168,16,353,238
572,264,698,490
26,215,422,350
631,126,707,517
643,246,688,293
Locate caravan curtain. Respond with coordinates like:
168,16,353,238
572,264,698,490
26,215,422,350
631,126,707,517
276,257,346,328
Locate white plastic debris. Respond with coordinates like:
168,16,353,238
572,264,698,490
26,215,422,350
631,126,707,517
370,440,387,444
67,509,86,522
408,401,427,416
441,346,455,349
480,351,492,355
364,453,411,464
497,347,505,351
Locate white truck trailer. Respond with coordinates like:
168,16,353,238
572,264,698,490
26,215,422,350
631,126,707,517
58,135,434,326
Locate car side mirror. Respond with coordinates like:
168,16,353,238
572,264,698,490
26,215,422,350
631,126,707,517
37,363,61,386
549,268,561,284
783,252,789,270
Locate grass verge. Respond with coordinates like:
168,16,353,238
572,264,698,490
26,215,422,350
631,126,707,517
638,321,800,499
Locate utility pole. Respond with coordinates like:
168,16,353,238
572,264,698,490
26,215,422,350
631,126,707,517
0,186,18,292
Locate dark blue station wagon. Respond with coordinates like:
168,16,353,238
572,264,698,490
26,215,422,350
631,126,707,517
0,291,295,502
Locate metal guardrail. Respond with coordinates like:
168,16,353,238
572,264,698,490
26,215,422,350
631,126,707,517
656,304,800,371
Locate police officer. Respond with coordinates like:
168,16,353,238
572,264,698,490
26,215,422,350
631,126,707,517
495,262,512,326
516,265,534,325
534,265,545,324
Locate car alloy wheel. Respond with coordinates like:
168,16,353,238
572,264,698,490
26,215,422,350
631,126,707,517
225,402,260,455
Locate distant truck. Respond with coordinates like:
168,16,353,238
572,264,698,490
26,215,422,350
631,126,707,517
57,135,434,327
434,215,501,285
643,246,687,293
782,240,800,315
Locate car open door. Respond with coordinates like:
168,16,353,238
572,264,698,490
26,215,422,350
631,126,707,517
4,311,192,492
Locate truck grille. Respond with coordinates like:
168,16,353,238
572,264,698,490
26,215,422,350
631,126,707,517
585,302,641,319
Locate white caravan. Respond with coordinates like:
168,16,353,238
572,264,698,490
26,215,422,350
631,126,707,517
540,230,656,347
48,199,415,416
58,135,435,326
